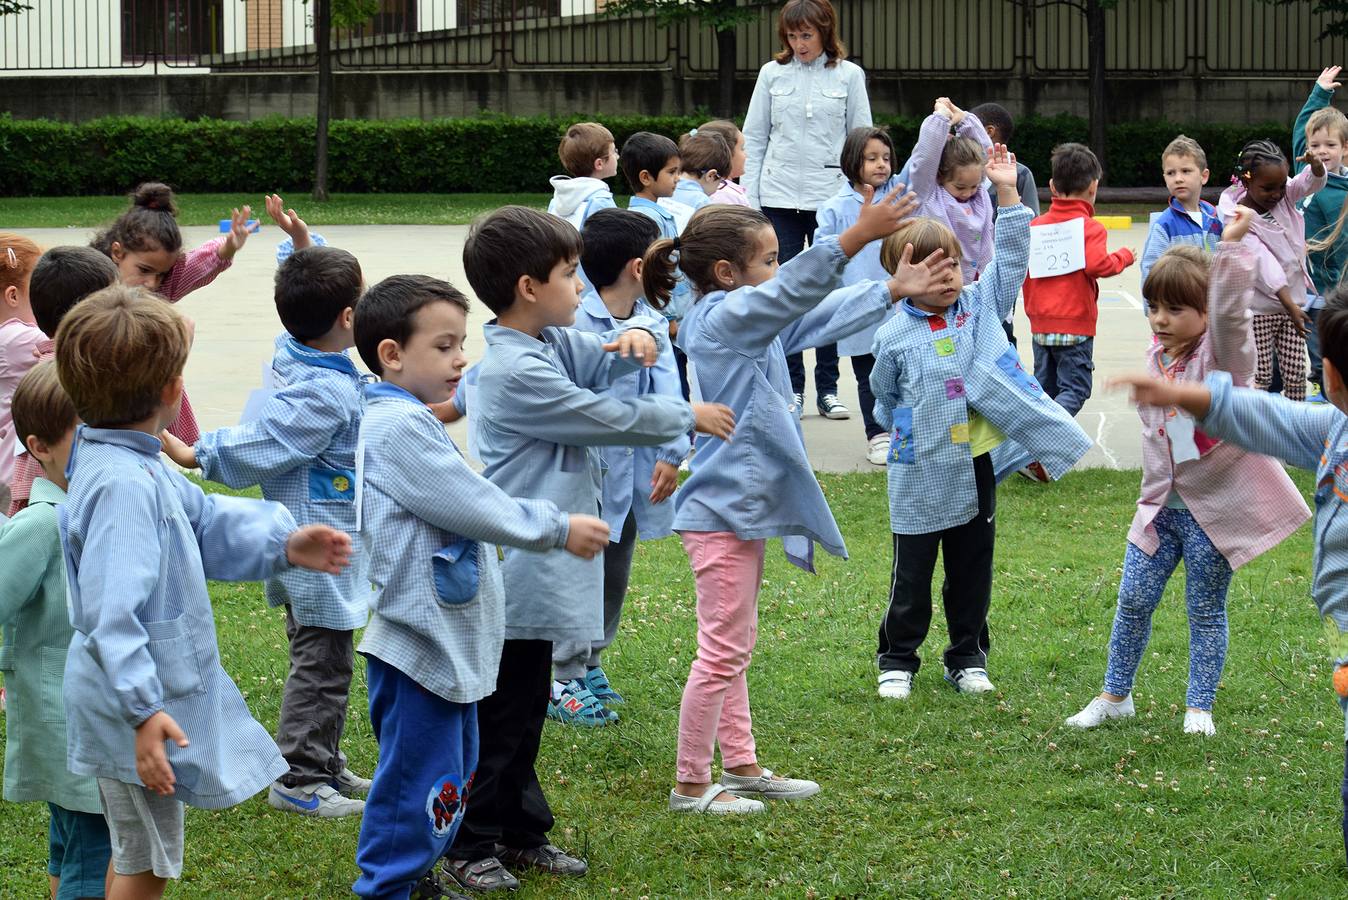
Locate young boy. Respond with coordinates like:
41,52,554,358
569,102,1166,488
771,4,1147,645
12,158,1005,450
1022,142,1136,417
1113,284,1348,868
349,273,609,900
1295,65,1348,394
547,122,619,230
1140,135,1223,285
54,285,351,898
7,246,117,516
0,361,110,900
544,208,691,727
159,245,371,818
442,206,729,892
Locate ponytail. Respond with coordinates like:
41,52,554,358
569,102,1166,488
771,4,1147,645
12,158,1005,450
91,182,184,258
641,237,680,310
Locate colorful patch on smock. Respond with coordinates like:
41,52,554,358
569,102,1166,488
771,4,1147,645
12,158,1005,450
309,466,356,501
933,337,955,357
889,408,916,464
995,346,1042,394
927,316,947,332
1335,461,1348,503
950,423,970,444
944,377,966,400
426,771,474,838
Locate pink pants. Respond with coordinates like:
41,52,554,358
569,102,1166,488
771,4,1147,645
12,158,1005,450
675,531,764,784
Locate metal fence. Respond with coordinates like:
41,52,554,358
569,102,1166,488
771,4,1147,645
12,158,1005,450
2,0,1345,74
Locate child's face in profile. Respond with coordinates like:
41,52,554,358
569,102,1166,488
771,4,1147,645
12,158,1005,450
642,157,682,199
859,138,893,190
724,225,780,290
110,242,179,292
1162,153,1208,208
942,163,985,203
1308,128,1346,171
1147,299,1207,354
728,132,747,179
532,257,585,328
395,300,470,405
1240,162,1289,214
596,143,620,180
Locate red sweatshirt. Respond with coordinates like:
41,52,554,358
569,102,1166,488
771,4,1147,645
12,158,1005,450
1022,197,1134,337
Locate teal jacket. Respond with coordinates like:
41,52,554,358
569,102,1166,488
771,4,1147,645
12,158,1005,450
1293,83,1348,295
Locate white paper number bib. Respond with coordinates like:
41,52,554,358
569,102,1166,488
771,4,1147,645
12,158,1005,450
1028,217,1087,279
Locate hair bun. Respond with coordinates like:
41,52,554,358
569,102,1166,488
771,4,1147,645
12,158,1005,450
132,182,178,217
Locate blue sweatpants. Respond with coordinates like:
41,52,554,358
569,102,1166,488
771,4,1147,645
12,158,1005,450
354,656,479,900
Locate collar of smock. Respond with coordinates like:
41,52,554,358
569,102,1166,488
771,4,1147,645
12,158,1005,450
28,477,66,506
364,381,425,405
284,336,360,375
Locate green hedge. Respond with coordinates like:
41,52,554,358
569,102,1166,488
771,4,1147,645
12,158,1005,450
0,112,1299,197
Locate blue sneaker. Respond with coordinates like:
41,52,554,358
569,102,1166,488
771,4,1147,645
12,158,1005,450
584,666,625,706
547,680,617,726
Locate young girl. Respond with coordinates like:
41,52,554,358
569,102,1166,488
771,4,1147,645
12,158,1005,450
0,233,43,513
815,126,903,465
698,119,750,207
903,97,995,282
1067,209,1310,736
1215,140,1326,401
90,182,254,443
870,151,1091,701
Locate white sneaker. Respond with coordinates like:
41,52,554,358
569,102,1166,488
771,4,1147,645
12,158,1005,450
867,434,889,466
268,781,365,818
944,667,996,694
817,394,851,419
790,392,804,418
1183,709,1216,736
331,767,372,797
1065,695,1136,729
878,669,913,699
719,768,820,800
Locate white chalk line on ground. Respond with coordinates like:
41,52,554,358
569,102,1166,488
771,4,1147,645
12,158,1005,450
1093,411,1121,469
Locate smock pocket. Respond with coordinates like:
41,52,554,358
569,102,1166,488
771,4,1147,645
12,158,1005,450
309,466,356,503
769,82,796,129
889,407,916,465
995,346,1043,395
40,646,67,723
143,618,206,703
432,538,481,606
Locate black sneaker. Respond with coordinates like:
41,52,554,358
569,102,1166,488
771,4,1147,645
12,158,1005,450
817,393,851,419
499,843,588,876
411,870,472,900
441,856,520,893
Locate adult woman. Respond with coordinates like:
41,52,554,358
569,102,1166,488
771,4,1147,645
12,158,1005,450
741,0,872,421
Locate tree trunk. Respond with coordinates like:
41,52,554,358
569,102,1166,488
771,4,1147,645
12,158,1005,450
1086,0,1107,171
313,0,332,202
716,26,736,118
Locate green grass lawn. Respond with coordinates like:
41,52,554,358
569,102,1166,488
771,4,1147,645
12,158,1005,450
0,468,1341,898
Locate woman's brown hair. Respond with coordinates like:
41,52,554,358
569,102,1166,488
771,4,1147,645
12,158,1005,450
642,206,770,306
774,0,846,67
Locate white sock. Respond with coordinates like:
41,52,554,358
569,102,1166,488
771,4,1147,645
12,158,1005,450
1183,709,1215,736
551,680,567,701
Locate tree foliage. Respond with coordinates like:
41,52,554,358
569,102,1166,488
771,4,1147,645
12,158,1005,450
600,0,771,31
1264,0,1348,38
0,2,32,14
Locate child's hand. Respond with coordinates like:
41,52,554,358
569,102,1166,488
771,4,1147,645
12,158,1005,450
985,144,1019,190
1299,149,1327,178
218,205,254,260
1318,65,1342,91
946,99,966,125
135,711,189,797
839,183,920,256
603,330,659,367
158,429,198,469
885,244,958,301
1108,372,1212,417
428,398,462,424
692,402,735,440
933,97,954,119
563,514,610,559
1221,206,1254,243
265,194,312,252
649,460,679,504
286,524,353,574
1284,301,1313,335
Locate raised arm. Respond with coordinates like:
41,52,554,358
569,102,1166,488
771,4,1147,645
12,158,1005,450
1285,161,1328,206
497,364,692,449
978,203,1033,320
157,237,232,302
904,112,953,199
1200,371,1337,470
1294,67,1340,167
958,112,994,151
1206,214,1259,379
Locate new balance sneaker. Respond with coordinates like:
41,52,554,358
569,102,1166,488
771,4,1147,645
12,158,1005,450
719,768,820,801
943,667,996,694
583,665,625,706
867,434,889,466
817,394,851,419
547,679,617,726
267,781,365,818
331,767,372,797
1064,694,1136,728
878,669,914,699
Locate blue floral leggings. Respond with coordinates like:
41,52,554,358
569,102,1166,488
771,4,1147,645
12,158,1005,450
1103,508,1233,711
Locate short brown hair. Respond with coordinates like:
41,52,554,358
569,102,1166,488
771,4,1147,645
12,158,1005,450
840,126,895,186
55,285,191,428
1050,142,1102,196
678,131,731,177
642,205,770,304
938,136,988,185
11,360,77,450
1307,107,1348,146
1143,244,1209,313
1162,134,1208,171
696,119,741,152
775,0,846,67
880,217,963,273
558,122,615,178
463,206,583,315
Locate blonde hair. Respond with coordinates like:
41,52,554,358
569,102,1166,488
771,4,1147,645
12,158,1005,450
1142,245,1209,312
0,233,42,298
55,285,191,428
1162,134,1208,171
1307,107,1348,145
11,360,76,450
880,217,963,273
558,122,615,178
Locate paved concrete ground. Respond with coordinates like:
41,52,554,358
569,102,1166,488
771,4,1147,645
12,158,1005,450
22,221,1154,472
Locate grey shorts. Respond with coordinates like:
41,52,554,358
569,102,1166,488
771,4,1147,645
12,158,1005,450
97,778,185,879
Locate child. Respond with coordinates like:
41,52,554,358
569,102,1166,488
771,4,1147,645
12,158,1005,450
1217,139,1326,402
0,233,43,514
815,126,903,466
968,103,1041,218
0,361,111,900
670,130,732,215
1296,65,1348,394
1023,142,1137,417
546,208,692,726
870,153,1091,702
1066,209,1310,736
54,285,351,897
90,182,255,445
1140,135,1223,285
547,122,619,230
903,97,995,282
443,206,730,887
1110,281,1348,864
643,185,952,813
698,119,750,207
349,273,610,900
6,246,118,516
159,245,371,818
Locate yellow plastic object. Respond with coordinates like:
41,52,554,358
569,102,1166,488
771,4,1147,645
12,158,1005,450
1093,215,1133,229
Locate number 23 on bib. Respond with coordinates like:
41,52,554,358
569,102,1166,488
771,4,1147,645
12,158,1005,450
1028,218,1086,279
